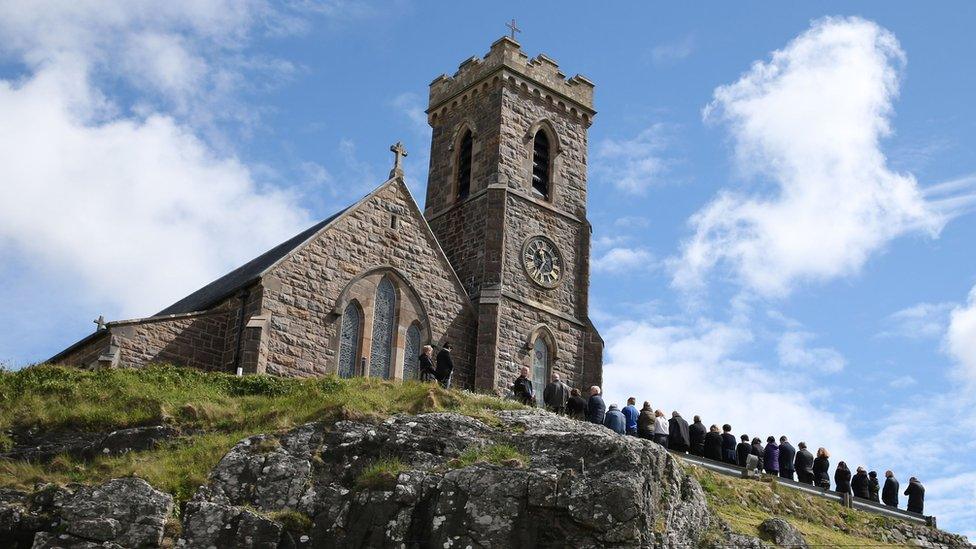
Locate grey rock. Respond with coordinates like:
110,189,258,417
1,426,178,463
759,517,808,548
182,410,716,548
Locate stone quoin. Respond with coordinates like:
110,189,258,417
49,36,604,395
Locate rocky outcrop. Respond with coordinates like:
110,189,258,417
1,426,179,463
177,410,712,548
0,478,172,548
2,409,972,548
759,517,808,548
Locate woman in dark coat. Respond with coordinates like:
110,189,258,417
834,461,852,496
851,467,870,499
763,436,780,475
868,471,881,502
736,434,752,467
813,447,831,489
750,437,765,472
703,425,724,461
419,345,437,381
637,402,655,439
566,388,587,419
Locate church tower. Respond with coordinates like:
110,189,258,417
424,36,603,395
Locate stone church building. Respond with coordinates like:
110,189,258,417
51,36,604,396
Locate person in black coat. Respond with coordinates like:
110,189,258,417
834,461,853,496
586,386,607,425
882,470,900,508
868,471,881,502
435,343,454,388
778,436,796,481
813,447,831,489
736,434,752,467
689,416,707,457
419,345,437,382
566,388,587,419
512,366,535,405
794,442,815,485
668,412,691,452
750,437,765,472
905,477,925,514
721,424,737,464
851,466,870,499
703,425,724,462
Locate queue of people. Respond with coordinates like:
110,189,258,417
520,372,927,515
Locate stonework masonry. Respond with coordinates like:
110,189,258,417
50,36,602,395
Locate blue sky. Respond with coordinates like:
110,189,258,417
1,0,975,537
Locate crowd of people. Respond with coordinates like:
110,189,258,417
507,367,927,515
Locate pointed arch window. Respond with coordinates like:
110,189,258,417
532,337,550,406
456,130,473,199
369,278,396,379
403,323,422,381
338,301,362,378
531,130,551,199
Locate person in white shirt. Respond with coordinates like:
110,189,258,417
653,409,670,448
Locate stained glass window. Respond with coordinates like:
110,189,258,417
532,337,549,406
403,324,422,381
338,301,361,378
369,278,396,379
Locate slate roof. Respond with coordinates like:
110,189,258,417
155,207,347,316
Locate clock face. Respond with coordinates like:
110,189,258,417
522,236,563,288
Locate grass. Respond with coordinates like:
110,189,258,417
690,467,907,547
452,443,527,468
0,364,524,506
355,457,408,490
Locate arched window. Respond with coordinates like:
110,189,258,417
456,130,472,199
369,278,396,379
338,301,362,378
531,130,550,199
532,337,550,406
403,323,422,380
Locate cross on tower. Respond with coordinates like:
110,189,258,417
93,315,106,331
506,18,521,41
389,141,408,178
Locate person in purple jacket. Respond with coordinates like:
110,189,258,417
763,436,780,475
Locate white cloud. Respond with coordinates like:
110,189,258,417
592,247,655,275
0,1,321,320
650,35,695,66
946,285,976,383
596,123,671,194
879,301,954,339
888,375,916,389
602,316,865,466
673,17,943,297
777,331,846,373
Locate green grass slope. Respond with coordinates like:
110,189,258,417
0,365,521,503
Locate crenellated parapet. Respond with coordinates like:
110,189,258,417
428,36,594,120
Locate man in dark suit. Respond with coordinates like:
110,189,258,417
668,412,691,452
778,436,796,481
721,424,737,464
435,342,454,389
905,477,925,514
794,442,815,485
882,470,900,508
689,416,707,456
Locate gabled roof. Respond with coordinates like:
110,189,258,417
155,207,347,316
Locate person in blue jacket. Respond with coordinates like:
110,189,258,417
621,397,639,436
603,404,626,434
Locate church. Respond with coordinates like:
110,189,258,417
50,36,604,397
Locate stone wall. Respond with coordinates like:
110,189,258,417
260,179,478,387
494,297,588,394
113,309,231,370
51,332,109,368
